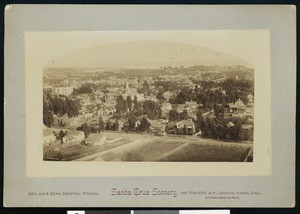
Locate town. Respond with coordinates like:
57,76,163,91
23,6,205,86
43,65,254,162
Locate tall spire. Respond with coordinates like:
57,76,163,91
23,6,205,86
124,81,129,93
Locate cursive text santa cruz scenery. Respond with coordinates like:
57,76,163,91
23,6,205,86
111,188,179,197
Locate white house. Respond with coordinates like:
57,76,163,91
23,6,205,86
52,77,74,96
175,120,196,134
247,94,254,104
235,98,246,107
67,130,85,142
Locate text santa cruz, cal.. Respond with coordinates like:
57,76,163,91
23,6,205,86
111,188,178,197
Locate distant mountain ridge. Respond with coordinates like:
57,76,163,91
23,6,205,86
45,41,253,69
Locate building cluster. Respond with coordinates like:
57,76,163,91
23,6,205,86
51,77,74,96
44,69,254,144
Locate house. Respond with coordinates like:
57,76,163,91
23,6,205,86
87,117,99,126
226,103,237,113
185,101,198,112
61,116,85,129
185,106,193,113
161,102,172,113
175,120,196,134
172,104,185,113
227,122,235,128
187,112,197,120
103,107,115,116
107,118,124,131
162,91,175,101
166,121,177,134
105,99,117,107
146,95,158,102
242,124,254,130
247,94,254,104
82,113,94,119
225,99,246,114
222,90,227,96
134,120,141,129
43,129,56,144
235,98,246,107
242,124,254,141
52,114,59,126
64,135,76,143
60,136,69,144
85,133,107,145
232,112,244,118
150,121,166,136
52,77,74,96
66,130,85,142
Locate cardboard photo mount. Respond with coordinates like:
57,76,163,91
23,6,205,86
4,5,296,207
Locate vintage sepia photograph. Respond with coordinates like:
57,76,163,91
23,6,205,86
6,5,295,207
42,34,254,162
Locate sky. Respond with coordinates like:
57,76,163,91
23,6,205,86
25,30,269,69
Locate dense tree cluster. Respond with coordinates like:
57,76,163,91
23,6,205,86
115,95,128,114
76,123,93,138
153,80,181,100
138,80,151,95
43,103,54,127
194,112,253,141
136,117,151,132
98,117,105,131
73,83,98,94
43,94,81,127
142,100,162,119
168,110,188,121
169,78,253,109
114,96,162,120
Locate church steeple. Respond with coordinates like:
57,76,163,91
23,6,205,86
124,81,129,93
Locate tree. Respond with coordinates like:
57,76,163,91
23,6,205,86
98,117,105,131
106,120,112,130
195,84,200,94
44,95,81,118
58,130,67,143
142,100,161,119
172,87,194,104
115,95,128,114
214,104,225,119
140,80,150,95
127,114,138,131
126,96,132,110
169,110,179,121
43,111,54,127
183,125,189,135
138,117,151,132
179,110,188,120
156,91,165,101
43,101,54,127
195,111,204,132
133,95,139,110
73,83,97,94
76,123,91,138
115,119,120,131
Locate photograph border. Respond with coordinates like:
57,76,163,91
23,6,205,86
30,30,267,177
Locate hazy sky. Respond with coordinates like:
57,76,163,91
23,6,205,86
25,30,269,69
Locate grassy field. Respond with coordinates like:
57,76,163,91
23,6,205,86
121,141,184,161
43,139,130,161
160,144,251,162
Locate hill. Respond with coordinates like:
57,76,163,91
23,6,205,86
45,41,253,69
